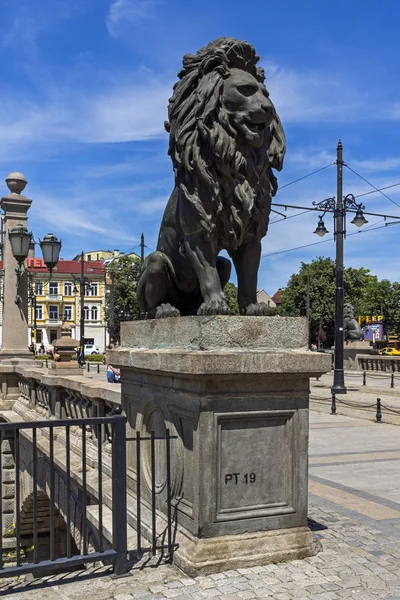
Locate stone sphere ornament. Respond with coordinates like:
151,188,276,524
5,172,27,195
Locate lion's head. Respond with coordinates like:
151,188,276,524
165,37,286,248
343,303,356,321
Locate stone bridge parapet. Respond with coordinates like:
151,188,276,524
0,363,122,557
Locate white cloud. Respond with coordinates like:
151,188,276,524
351,157,400,172
262,61,397,124
385,103,400,119
106,0,157,37
0,74,172,158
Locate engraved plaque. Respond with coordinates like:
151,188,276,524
215,410,296,521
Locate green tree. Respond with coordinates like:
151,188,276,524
105,255,141,343
224,282,240,315
280,257,400,346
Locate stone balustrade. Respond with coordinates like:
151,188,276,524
357,355,400,372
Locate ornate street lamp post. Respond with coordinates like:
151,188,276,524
312,141,368,394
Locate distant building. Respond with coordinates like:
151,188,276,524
256,290,276,308
271,288,283,307
0,257,107,350
72,249,120,262
73,250,141,264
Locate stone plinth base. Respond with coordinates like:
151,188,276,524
343,340,371,369
49,362,83,376
174,525,322,576
111,316,330,575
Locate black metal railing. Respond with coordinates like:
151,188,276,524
129,430,176,562
0,413,177,579
0,412,128,578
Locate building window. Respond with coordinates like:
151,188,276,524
64,282,72,296
91,306,98,320
36,329,43,343
87,254,91,261
84,305,90,320
64,305,73,320
35,305,43,320
49,282,58,295
34,281,43,295
49,305,58,320
85,283,98,296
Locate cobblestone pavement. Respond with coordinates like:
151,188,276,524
1,411,400,600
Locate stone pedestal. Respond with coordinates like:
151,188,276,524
341,340,371,369
0,181,32,361
110,316,331,575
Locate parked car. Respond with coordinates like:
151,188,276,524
84,344,99,355
378,347,400,356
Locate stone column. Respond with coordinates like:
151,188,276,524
111,316,331,576
0,173,32,361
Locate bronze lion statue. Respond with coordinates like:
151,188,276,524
137,37,286,318
343,303,364,341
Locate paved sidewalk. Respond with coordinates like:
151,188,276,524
1,412,400,599
311,372,400,425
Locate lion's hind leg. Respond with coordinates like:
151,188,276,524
137,251,181,318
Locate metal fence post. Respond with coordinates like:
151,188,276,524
391,372,395,388
362,371,366,386
331,393,337,415
111,407,128,576
376,398,382,423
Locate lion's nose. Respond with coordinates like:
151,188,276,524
261,101,274,118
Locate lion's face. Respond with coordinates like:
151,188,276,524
222,68,275,148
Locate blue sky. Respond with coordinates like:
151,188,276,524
1,0,400,295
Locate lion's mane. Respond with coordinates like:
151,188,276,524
165,37,286,249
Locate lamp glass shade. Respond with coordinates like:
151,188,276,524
40,233,61,270
313,217,329,237
351,209,368,228
8,224,32,264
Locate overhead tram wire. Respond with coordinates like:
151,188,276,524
278,163,335,190
261,219,395,259
344,164,400,209
355,182,400,199
270,208,313,225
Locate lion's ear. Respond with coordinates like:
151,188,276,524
268,113,286,172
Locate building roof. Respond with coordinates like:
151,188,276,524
0,258,105,276
271,288,283,305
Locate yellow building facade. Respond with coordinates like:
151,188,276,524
26,257,107,351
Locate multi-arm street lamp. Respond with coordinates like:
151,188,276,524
312,153,369,394
72,252,94,365
8,225,61,304
272,140,400,395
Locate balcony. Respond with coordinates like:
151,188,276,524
45,318,62,326
45,294,63,302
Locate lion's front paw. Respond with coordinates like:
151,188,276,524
155,303,181,319
197,299,231,316
246,302,275,316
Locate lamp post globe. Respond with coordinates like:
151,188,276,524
351,209,368,228
313,217,329,237
8,224,32,264
40,233,62,271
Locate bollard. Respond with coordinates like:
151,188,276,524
45,359,48,368
331,393,337,415
87,362,90,372
376,398,382,423
391,373,395,388
97,363,100,374
363,371,366,386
